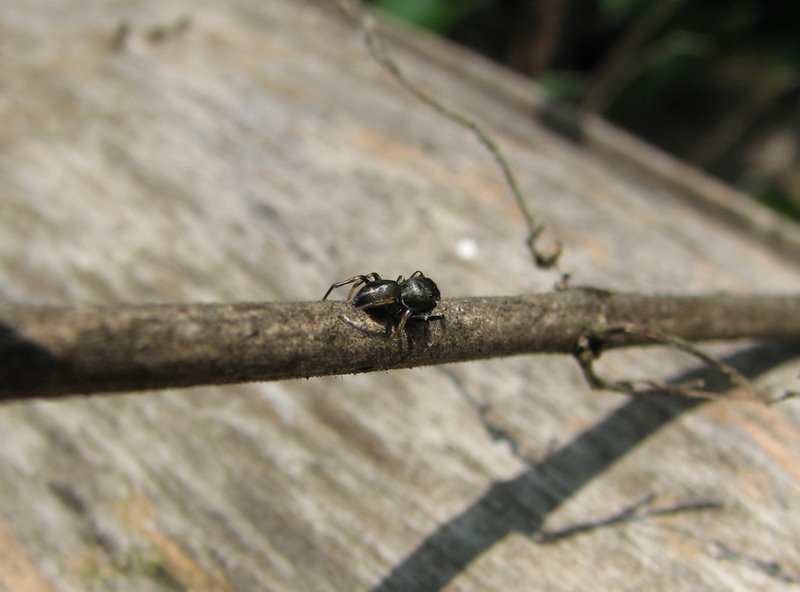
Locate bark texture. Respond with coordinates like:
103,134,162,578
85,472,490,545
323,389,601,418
2,291,799,398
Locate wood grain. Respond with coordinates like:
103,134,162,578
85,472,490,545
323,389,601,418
1,1,800,590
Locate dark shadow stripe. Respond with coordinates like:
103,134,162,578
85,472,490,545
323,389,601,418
373,341,800,591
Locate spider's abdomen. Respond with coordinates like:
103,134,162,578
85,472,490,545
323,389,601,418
352,280,402,312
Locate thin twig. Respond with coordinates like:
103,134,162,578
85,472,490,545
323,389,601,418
336,0,568,284
575,323,772,401
1,290,799,399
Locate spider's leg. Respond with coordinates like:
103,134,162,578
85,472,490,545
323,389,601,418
323,275,370,301
394,308,414,336
346,273,382,300
410,311,446,343
413,312,444,321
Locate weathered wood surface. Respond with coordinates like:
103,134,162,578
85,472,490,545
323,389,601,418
1,1,799,590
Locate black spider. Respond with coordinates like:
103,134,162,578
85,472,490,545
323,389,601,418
322,271,442,335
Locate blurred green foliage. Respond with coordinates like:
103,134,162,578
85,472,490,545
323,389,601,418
367,0,800,220
371,0,488,32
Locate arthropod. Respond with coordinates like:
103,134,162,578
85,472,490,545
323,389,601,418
323,271,443,335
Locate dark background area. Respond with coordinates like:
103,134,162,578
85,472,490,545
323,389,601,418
368,0,800,220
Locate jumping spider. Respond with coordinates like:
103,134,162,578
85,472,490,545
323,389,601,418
322,271,443,335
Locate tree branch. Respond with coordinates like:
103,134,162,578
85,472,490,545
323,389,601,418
1,289,799,400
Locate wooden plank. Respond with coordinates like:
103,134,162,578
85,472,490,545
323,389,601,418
1,1,799,590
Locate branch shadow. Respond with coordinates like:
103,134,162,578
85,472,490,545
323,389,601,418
373,341,800,591
0,323,71,401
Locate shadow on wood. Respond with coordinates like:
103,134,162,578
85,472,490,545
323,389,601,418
374,341,800,591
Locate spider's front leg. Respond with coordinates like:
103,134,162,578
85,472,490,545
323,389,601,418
395,311,446,339
322,272,382,301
